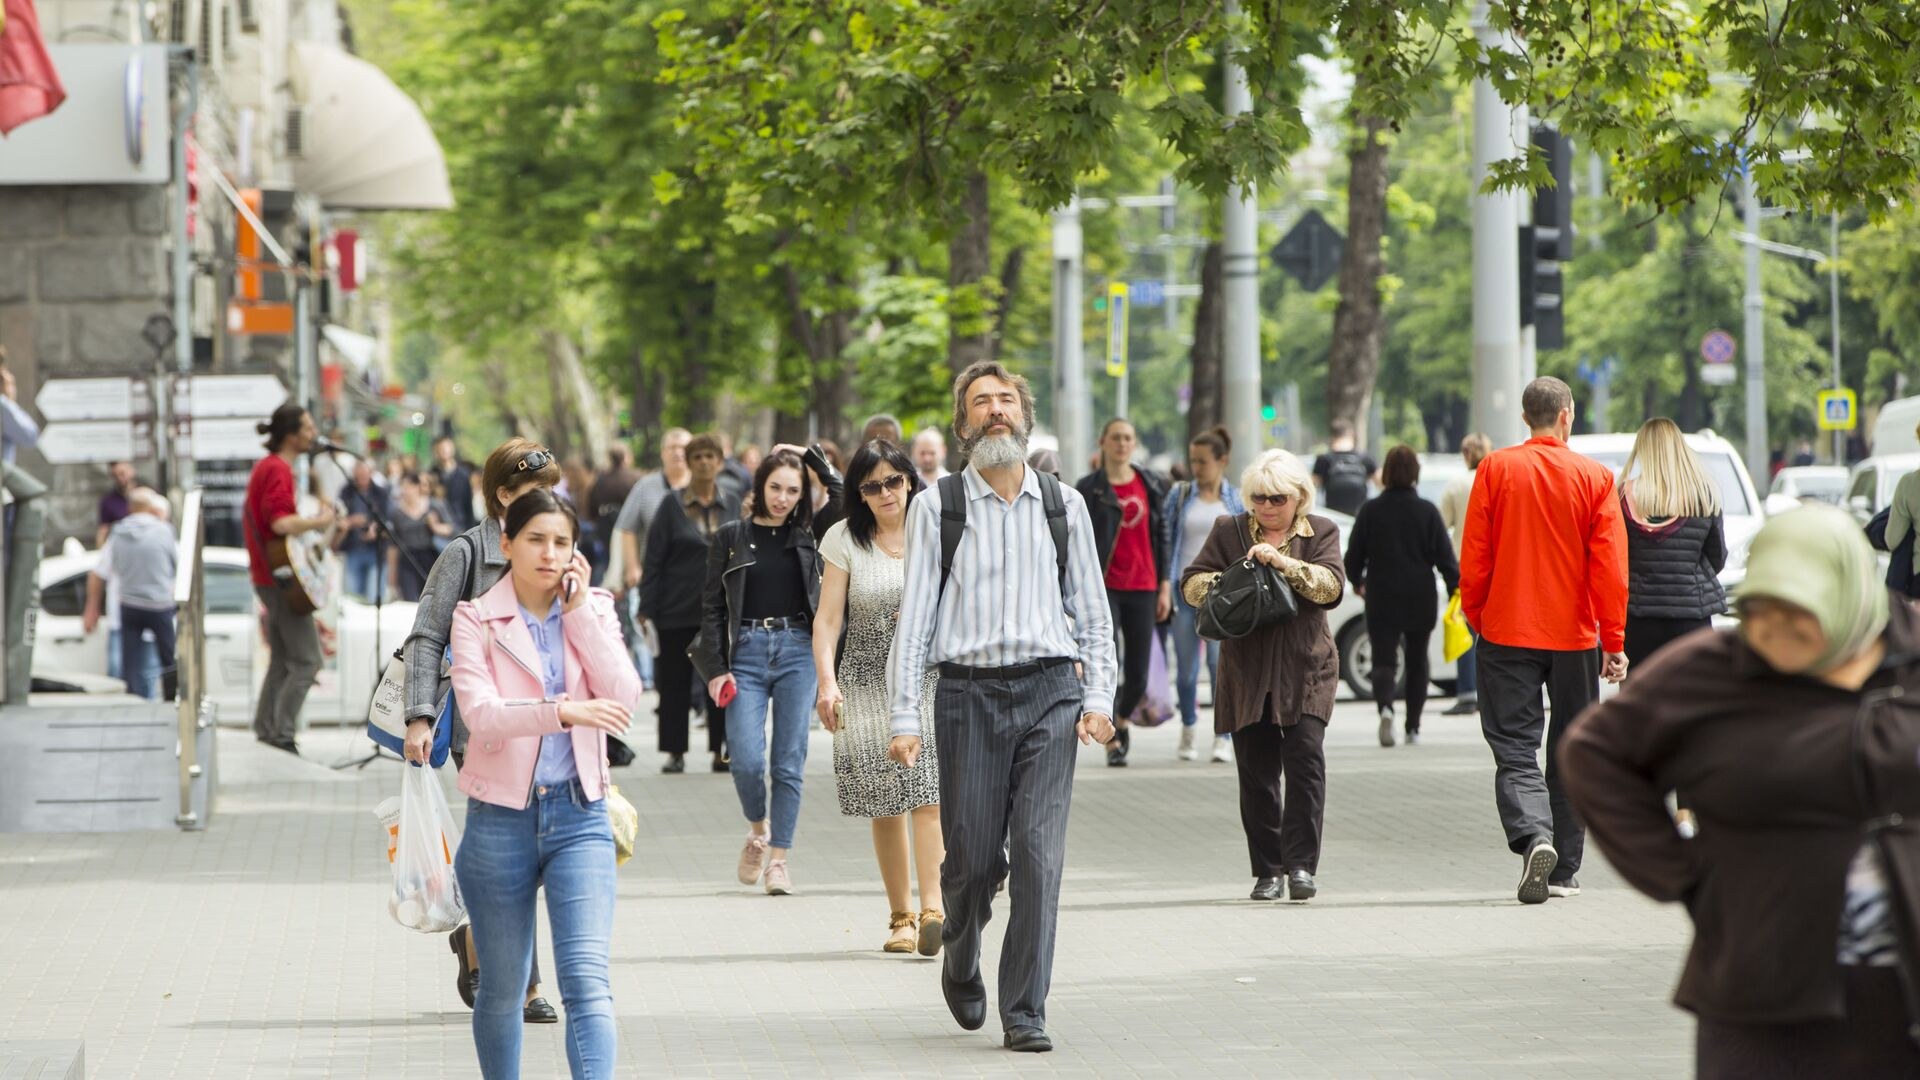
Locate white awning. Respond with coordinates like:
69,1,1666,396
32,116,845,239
289,43,453,211
321,324,378,372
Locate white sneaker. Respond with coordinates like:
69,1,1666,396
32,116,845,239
1211,735,1234,764
1378,708,1396,748
1177,726,1199,761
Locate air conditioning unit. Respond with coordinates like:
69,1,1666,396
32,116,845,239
166,0,197,46
236,0,259,32
284,107,306,159
196,0,218,73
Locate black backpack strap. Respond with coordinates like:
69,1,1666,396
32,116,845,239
937,472,969,599
1037,471,1070,595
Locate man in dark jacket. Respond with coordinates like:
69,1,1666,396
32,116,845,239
1074,418,1171,767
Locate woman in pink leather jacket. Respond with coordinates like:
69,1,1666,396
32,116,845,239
449,489,641,1079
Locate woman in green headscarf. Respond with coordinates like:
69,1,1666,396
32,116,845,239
1561,505,1920,1079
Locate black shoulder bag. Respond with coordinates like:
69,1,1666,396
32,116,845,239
1195,516,1300,641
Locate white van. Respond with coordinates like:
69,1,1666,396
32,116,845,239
1871,396,1920,457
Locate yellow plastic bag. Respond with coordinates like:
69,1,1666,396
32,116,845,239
1443,591,1473,663
607,785,640,867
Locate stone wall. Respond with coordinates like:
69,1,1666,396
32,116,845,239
0,184,173,549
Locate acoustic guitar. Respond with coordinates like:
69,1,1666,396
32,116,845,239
265,494,339,615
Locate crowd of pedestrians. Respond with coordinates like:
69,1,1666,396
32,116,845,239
194,364,1920,1078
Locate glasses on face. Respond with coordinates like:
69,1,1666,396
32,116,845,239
515,449,554,473
858,473,909,498
1248,492,1291,507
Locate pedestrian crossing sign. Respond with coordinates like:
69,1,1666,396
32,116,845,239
1817,388,1857,432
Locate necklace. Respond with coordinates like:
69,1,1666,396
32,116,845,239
876,535,904,559
748,521,784,551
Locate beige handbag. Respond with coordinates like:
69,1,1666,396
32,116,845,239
606,784,639,866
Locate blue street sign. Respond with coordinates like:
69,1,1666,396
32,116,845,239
1130,279,1166,308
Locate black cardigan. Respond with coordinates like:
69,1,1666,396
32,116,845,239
1343,488,1459,624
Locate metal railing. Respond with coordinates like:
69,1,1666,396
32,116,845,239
173,489,211,829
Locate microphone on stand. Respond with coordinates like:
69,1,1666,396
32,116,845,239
309,439,360,458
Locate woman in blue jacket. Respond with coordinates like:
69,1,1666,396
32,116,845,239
1161,427,1244,763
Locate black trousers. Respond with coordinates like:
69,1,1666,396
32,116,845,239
1231,717,1327,877
1477,640,1597,878
1108,589,1157,722
1366,606,1434,734
654,624,725,756
1625,614,1711,671
1697,967,1920,1079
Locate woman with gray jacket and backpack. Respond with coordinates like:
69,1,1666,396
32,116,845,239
399,437,570,1025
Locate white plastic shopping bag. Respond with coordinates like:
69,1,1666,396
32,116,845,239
381,764,467,933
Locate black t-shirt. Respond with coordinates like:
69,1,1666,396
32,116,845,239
1313,450,1375,516
741,523,809,620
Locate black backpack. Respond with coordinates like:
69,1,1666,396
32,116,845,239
936,471,1069,601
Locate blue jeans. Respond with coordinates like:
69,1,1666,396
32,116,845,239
1456,639,1478,699
108,624,164,689
455,780,617,1080
119,605,176,700
1170,591,1218,728
724,625,816,850
344,545,384,602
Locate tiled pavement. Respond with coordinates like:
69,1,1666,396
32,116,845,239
0,697,1693,1078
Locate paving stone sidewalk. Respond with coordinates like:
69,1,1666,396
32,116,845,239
0,697,1692,1078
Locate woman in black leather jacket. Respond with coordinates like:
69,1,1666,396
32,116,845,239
691,445,842,896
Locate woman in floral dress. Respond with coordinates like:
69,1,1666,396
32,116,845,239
812,439,945,955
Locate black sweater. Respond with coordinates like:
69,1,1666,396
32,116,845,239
1624,508,1727,620
1344,488,1459,625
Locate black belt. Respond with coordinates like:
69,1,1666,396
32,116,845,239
740,614,810,630
937,656,1074,681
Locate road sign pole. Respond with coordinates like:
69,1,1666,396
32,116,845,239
1052,195,1089,474
1830,211,1844,463
1222,0,1263,462
1742,158,1769,487
1471,2,1526,448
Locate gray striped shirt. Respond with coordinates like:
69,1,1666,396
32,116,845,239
888,464,1117,737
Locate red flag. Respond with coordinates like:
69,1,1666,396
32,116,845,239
0,0,66,136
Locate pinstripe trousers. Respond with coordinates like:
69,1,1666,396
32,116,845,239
934,661,1083,1033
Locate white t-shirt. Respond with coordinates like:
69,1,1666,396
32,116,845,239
1179,492,1226,577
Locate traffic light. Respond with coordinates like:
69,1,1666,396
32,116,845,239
1261,405,1277,422
1521,123,1573,350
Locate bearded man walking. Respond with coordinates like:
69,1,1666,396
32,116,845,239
888,361,1119,1053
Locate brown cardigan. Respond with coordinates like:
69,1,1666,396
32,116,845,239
1179,512,1345,734
1560,598,1920,1026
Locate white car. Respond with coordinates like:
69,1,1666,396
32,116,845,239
1567,430,1764,583
33,545,418,727
1322,508,1458,700
1845,454,1920,524
1766,465,1849,516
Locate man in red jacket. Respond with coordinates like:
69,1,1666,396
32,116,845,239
1460,377,1628,905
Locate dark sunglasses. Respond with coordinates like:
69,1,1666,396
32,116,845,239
1247,492,1292,507
858,473,909,498
515,449,554,473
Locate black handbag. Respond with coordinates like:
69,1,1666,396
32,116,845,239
1195,531,1301,641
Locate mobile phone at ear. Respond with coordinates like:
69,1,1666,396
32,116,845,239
564,576,577,603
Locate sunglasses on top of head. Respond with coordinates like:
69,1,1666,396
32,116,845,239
516,449,554,473
858,473,909,498
1247,492,1291,507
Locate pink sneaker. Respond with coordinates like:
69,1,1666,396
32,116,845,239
764,859,794,896
736,833,769,885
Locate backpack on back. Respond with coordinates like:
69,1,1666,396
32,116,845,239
936,471,1069,602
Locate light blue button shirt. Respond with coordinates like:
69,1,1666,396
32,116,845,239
520,599,579,785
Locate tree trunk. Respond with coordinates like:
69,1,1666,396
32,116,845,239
676,283,717,429
782,265,858,448
1325,111,1392,448
946,170,994,376
543,329,610,467
990,243,1026,360
1187,241,1224,441
542,332,575,463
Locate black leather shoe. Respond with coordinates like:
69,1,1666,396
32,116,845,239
662,754,685,774
1287,870,1317,901
941,963,987,1031
450,925,477,1009
712,753,731,773
1442,698,1478,716
523,996,558,1024
1106,727,1131,767
1004,1027,1053,1053
1249,876,1283,901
